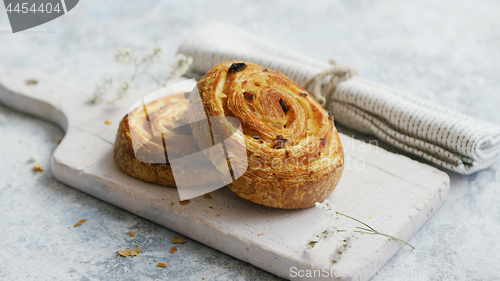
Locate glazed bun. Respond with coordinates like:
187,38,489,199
190,61,344,209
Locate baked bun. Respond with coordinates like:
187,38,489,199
114,92,221,187
190,61,344,209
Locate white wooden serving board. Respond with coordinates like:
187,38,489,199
0,69,450,281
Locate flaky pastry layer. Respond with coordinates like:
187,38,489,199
191,61,344,209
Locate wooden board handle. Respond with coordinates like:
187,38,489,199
0,68,87,132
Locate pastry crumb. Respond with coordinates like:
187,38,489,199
57,140,62,145
203,194,212,199
25,79,38,85
135,227,139,229
202,276,207,280
156,262,167,268
107,100,114,104
84,230,87,233
170,247,177,254
117,247,141,257
29,154,38,162
170,202,174,206
257,233,264,236
172,237,186,244
33,163,44,172
104,120,112,125
179,200,190,205
74,219,87,227
129,231,135,237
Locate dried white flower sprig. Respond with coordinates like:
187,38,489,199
91,47,193,104
170,53,193,79
306,200,414,264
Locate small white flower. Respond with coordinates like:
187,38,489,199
137,46,165,64
315,199,336,214
91,77,116,103
114,47,133,64
29,154,38,162
116,79,130,98
326,209,338,217
170,53,193,78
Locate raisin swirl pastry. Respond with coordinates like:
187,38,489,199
114,92,222,187
190,61,344,209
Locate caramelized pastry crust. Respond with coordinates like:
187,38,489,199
113,93,221,187
191,61,344,209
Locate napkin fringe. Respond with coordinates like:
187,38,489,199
304,59,358,106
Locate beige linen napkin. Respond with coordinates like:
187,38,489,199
178,23,500,174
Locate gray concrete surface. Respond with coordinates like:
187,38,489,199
1,0,499,280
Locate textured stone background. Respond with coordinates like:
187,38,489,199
1,0,499,280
